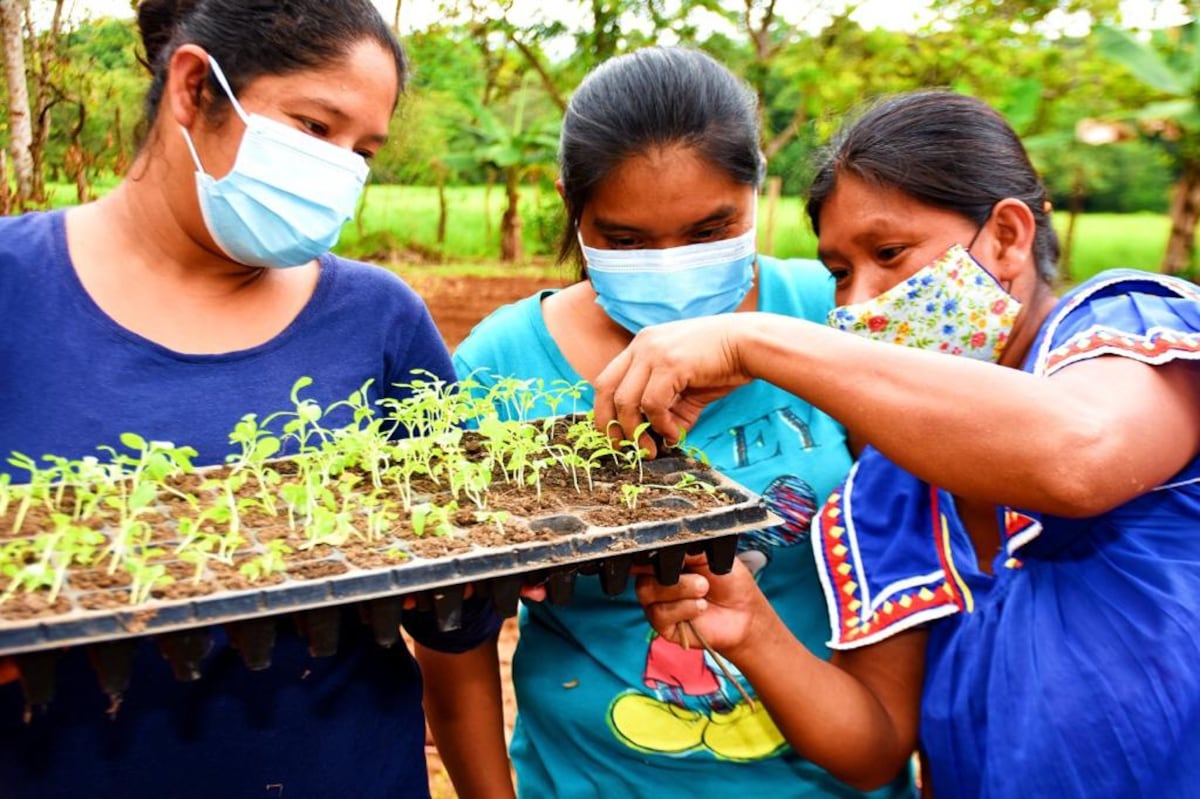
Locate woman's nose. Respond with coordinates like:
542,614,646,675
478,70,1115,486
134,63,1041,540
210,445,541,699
837,274,880,306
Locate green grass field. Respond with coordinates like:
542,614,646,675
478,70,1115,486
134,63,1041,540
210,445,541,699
46,181,1180,282
341,185,1177,283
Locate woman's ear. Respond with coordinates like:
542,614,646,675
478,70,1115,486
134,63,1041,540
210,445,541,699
554,178,566,201
165,45,214,128
981,198,1037,285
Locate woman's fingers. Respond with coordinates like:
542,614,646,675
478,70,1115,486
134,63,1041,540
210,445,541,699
595,319,750,449
635,571,711,604
634,571,712,639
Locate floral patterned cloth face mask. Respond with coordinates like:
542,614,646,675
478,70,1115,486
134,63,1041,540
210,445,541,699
826,244,1021,362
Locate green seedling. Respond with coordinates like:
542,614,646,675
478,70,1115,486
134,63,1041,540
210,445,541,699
619,482,647,510
0,373,706,612
239,539,292,583
125,557,173,606
410,501,459,538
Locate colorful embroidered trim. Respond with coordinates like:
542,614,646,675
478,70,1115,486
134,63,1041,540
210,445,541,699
1003,508,1043,556
1032,271,1200,376
1044,325,1200,376
815,483,963,650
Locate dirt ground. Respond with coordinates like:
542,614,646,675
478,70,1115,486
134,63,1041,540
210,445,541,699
401,271,569,353
402,269,565,798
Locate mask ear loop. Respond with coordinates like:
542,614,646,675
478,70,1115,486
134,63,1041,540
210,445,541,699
204,55,251,126
178,54,251,174
964,204,1018,295
965,204,996,253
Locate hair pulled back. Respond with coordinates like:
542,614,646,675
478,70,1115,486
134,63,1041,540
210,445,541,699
806,90,1060,281
557,46,763,267
135,0,405,134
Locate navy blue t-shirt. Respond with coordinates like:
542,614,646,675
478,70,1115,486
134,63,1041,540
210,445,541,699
0,210,501,797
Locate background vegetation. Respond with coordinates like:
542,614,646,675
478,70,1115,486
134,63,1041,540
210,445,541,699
4,0,1200,281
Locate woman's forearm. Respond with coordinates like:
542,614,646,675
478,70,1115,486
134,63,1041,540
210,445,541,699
737,314,1199,514
723,606,924,790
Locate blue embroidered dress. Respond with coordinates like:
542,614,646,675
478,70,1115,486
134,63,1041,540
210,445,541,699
812,270,1200,797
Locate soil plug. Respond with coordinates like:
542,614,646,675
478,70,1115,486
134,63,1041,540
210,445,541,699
86,638,138,718
598,555,633,596
652,545,688,585
15,649,58,722
483,575,524,618
361,596,404,648
225,617,278,671
430,583,466,632
705,535,740,575
155,628,214,682
294,607,341,658
546,568,578,606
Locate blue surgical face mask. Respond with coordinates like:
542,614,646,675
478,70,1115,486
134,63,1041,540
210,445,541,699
179,56,369,268
582,215,758,333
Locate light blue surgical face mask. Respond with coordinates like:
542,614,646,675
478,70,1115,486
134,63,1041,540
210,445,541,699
582,216,758,334
179,56,369,268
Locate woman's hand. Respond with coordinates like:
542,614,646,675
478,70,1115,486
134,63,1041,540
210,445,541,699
593,315,758,455
635,555,768,659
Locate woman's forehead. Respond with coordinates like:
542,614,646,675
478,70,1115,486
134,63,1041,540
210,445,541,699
587,148,754,225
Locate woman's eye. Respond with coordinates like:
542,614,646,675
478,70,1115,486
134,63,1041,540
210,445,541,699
604,236,640,249
876,245,905,262
300,118,328,137
825,266,850,284
355,149,375,162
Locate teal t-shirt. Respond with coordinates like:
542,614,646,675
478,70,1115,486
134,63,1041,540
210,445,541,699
453,257,914,799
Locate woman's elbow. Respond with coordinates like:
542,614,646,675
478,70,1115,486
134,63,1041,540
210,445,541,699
1036,418,1140,517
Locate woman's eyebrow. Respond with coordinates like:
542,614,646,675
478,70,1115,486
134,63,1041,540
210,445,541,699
684,205,739,230
591,217,646,234
592,205,740,235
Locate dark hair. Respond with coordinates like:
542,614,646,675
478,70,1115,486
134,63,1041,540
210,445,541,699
806,90,1060,282
557,46,764,268
135,0,405,136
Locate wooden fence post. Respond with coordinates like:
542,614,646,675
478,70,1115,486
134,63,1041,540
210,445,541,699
762,176,782,256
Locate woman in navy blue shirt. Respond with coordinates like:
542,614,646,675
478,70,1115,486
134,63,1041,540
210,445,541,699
0,1,505,796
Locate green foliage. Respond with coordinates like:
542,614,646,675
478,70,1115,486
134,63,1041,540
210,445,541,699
0,374,691,608
11,2,1191,275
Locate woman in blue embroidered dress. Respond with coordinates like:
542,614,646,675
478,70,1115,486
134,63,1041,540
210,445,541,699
594,90,1200,798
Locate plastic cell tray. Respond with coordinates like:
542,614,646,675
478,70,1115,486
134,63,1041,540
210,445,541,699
0,456,777,662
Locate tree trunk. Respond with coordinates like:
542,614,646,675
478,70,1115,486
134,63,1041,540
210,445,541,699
483,169,494,245
24,0,66,203
500,168,522,262
1061,165,1084,283
354,182,368,238
436,173,448,246
0,0,35,205
761,176,781,256
1162,159,1200,276
0,149,11,214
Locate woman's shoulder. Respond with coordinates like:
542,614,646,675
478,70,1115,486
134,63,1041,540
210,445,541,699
0,209,62,262
454,288,557,363
318,254,430,315
1028,268,1200,376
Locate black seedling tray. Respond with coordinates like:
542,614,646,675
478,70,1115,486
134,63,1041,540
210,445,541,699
0,457,774,662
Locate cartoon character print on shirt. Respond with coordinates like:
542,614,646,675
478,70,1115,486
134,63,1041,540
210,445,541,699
607,405,820,762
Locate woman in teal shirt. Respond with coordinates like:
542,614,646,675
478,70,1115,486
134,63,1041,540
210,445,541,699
445,47,913,798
